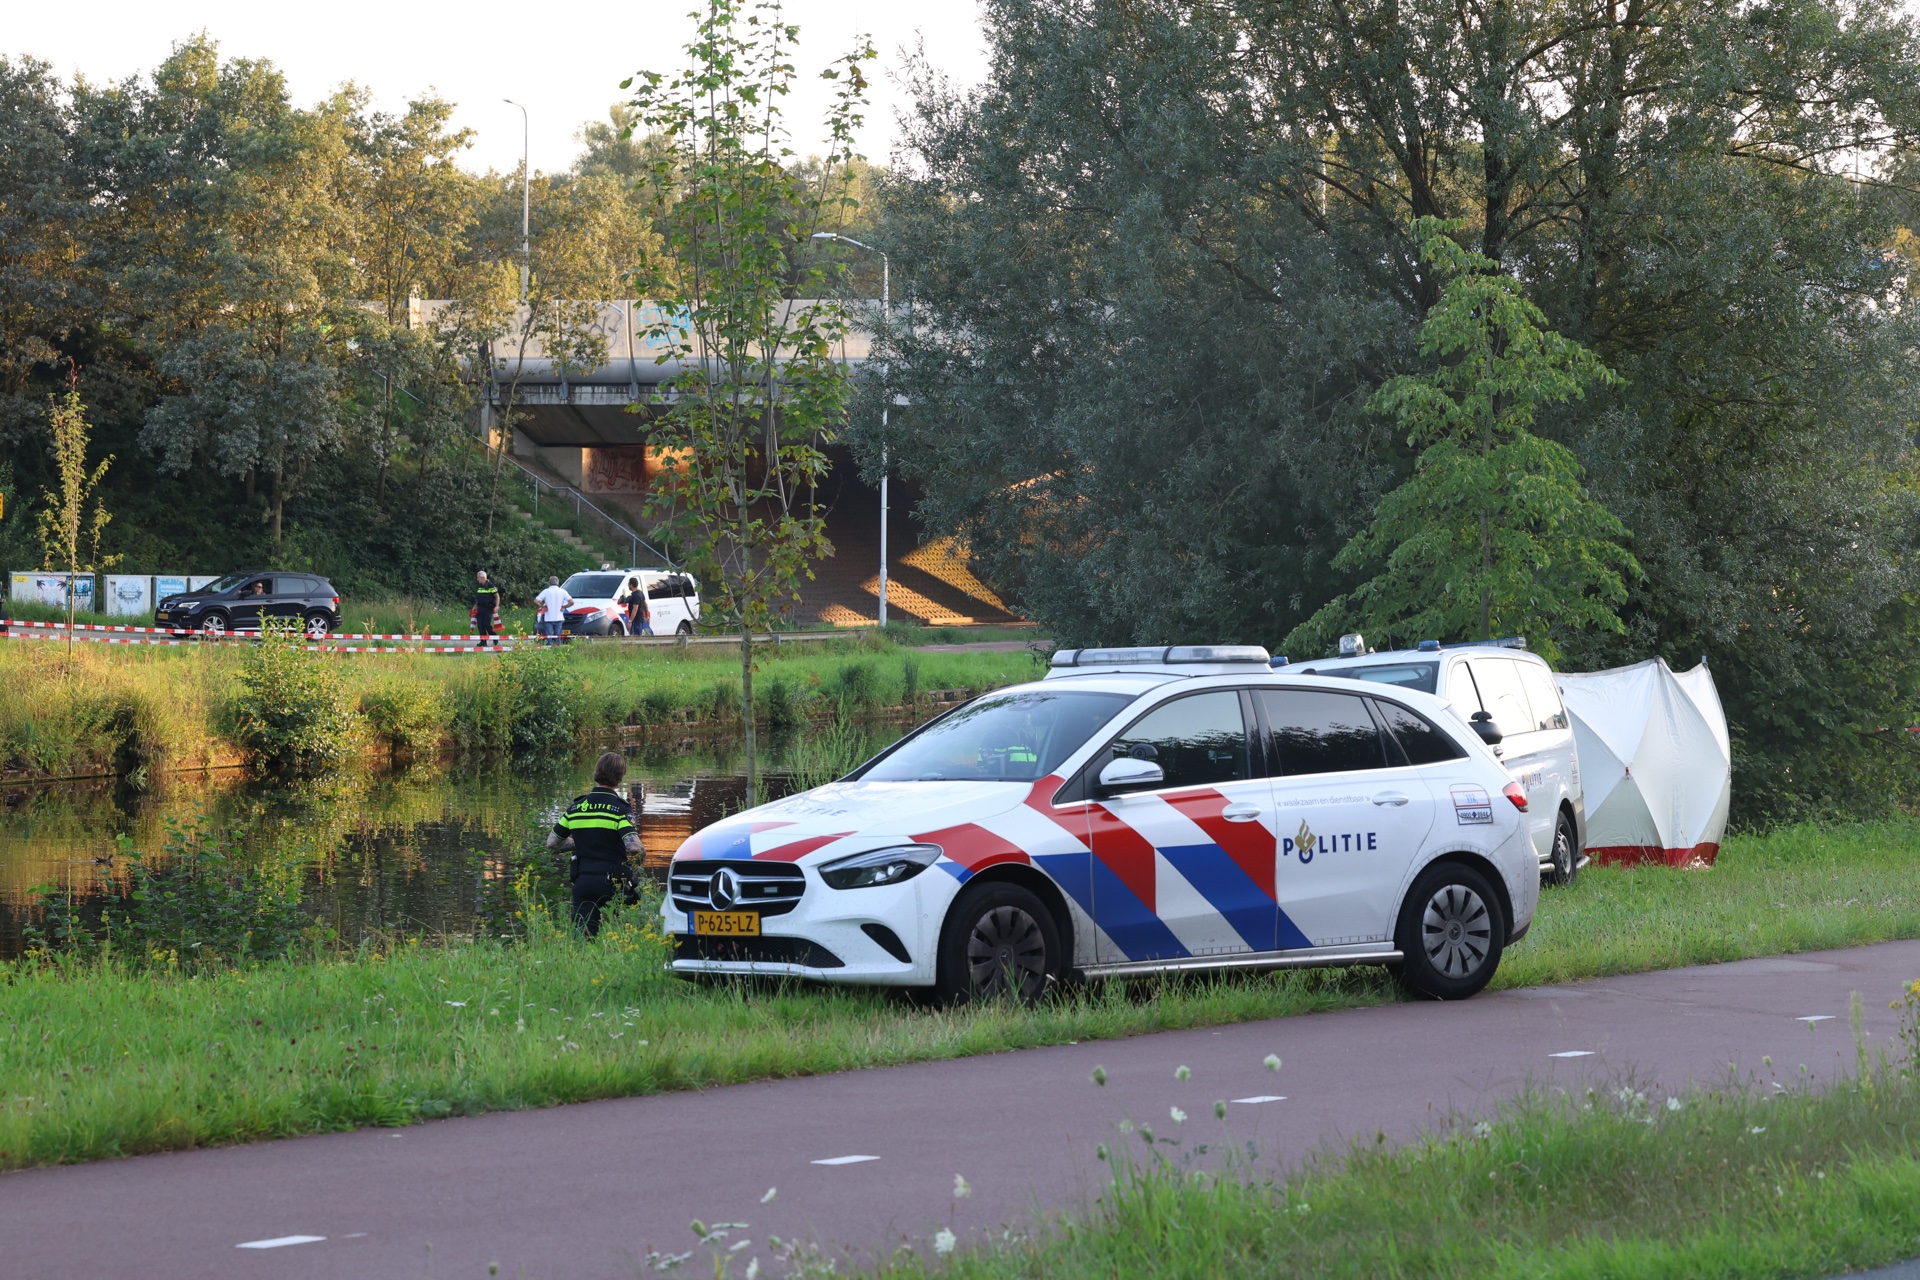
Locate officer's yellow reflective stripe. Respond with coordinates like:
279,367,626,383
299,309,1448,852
563,816,631,830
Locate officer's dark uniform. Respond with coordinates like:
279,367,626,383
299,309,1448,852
552,787,641,936
473,579,500,648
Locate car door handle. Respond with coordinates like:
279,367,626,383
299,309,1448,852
1371,792,1411,807
1221,803,1263,822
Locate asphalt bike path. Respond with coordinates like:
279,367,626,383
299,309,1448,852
4,938,1917,1279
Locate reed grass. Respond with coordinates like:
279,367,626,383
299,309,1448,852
1,819,1915,1172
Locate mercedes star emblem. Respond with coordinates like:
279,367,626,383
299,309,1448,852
710,867,741,911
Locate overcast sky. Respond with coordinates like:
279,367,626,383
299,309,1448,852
8,0,991,175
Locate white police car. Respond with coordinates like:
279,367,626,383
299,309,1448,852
664,646,1538,1004
1288,635,1587,885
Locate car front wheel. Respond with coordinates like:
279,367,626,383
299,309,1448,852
676,620,693,637
199,612,229,638
1544,812,1579,887
934,880,1062,1005
1394,862,1506,1001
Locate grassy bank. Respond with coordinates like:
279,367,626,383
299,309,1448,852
2,819,1917,1172
867,993,1920,1280
0,634,1042,781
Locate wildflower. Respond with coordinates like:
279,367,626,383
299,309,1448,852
933,1228,956,1257
746,1261,760,1280
444,1000,467,1007
1294,1202,1311,1214
761,1188,777,1204
1666,1097,1683,1112
1750,1126,1767,1135
1091,1066,1108,1087
1170,1106,1186,1124
1214,1101,1227,1120
1175,1065,1191,1081
1471,1121,1493,1139
728,1239,750,1253
953,1174,971,1199
1096,1144,1109,1162
690,1221,708,1239
1264,1054,1282,1072
1118,1120,1134,1134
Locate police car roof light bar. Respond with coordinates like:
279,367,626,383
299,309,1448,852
1050,645,1273,668
1439,636,1528,651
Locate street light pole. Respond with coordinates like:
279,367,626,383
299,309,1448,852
503,99,530,304
812,232,889,627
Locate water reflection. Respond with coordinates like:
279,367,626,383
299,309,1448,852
0,725,904,958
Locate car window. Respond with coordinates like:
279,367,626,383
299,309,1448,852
562,573,625,599
1465,659,1534,737
239,578,272,597
1256,689,1390,775
1516,662,1569,731
859,690,1132,783
275,577,308,596
647,577,677,599
1371,699,1467,766
1301,661,1438,694
1107,691,1249,790
201,571,252,594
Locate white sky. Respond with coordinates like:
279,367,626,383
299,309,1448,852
7,0,991,175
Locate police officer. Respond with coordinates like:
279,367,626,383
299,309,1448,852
547,751,643,936
473,570,500,649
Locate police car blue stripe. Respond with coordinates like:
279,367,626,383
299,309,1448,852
1088,857,1189,961
1031,852,1097,922
1157,843,1279,952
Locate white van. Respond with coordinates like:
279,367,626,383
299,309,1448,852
1287,638,1587,884
558,567,701,638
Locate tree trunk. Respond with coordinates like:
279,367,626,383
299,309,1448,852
739,624,757,798
270,468,286,558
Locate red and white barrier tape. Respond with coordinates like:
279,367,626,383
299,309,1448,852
2,629,524,653
1,617,510,642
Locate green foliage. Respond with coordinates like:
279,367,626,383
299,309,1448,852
1289,222,1638,662
625,0,874,792
900,652,921,706
357,679,449,758
448,645,583,754
225,621,364,774
829,659,882,718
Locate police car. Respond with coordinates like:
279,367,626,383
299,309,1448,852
664,645,1537,1004
1288,636,1587,886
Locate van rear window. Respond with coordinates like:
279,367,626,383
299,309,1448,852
1306,662,1438,695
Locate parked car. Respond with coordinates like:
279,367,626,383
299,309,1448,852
154,571,343,638
557,568,701,637
664,645,1538,1004
1286,636,1586,885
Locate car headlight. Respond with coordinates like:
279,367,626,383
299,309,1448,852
818,843,942,890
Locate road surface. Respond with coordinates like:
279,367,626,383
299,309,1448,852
3,939,1916,1279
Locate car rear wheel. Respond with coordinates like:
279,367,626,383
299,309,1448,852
1393,862,1505,1001
303,612,332,639
199,612,229,638
1543,812,1579,887
934,881,1062,1005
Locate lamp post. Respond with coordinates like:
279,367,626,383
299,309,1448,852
503,99,530,304
812,232,889,627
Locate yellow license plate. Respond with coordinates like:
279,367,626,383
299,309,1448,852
693,911,760,936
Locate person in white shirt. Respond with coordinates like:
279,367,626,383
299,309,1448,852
534,577,573,645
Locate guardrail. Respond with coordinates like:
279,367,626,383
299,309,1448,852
493,450,675,569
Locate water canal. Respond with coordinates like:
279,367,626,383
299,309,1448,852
0,725,907,959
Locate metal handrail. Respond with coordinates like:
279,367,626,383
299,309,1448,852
494,449,675,568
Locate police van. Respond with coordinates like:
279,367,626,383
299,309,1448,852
558,567,701,637
663,645,1538,1005
1288,636,1586,885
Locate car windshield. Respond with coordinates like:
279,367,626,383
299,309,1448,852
201,572,254,594
562,573,627,599
860,690,1132,783
1301,661,1439,694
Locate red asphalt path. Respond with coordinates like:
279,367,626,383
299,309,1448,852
4,939,1917,1279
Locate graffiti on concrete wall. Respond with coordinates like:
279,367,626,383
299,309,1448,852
584,448,649,492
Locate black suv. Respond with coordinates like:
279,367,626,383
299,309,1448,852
155,572,344,638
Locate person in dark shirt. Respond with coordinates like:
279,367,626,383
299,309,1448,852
547,751,643,936
473,570,501,649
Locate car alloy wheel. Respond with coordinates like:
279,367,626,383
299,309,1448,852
304,614,332,639
1544,815,1578,887
676,621,693,637
1421,884,1493,980
200,613,228,638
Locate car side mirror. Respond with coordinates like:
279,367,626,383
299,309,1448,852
1469,710,1504,745
1099,756,1164,794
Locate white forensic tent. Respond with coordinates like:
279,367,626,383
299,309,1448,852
1556,658,1731,867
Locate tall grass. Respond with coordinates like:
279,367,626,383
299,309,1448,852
2,819,1916,1172
0,637,1034,781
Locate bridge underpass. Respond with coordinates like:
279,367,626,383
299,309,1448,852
445,300,1019,629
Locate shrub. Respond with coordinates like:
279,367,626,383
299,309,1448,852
358,679,448,758
830,660,880,717
762,676,808,729
225,622,363,774
900,654,921,707
449,646,582,754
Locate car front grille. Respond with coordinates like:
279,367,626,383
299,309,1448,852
669,859,805,917
672,934,844,969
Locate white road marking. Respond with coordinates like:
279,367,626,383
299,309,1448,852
1797,1015,1835,1023
235,1236,325,1249
1548,1051,1595,1058
1230,1095,1286,1104
811,1155,880,1166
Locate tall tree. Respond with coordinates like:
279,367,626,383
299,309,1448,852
1289,220,1637,660
36,378,115,658
626,0,872,792
0,57,86,448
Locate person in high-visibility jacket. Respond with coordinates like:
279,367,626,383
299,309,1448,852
472,570,501,648
547,751,643,936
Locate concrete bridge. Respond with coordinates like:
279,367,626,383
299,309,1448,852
421,300,1017,629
